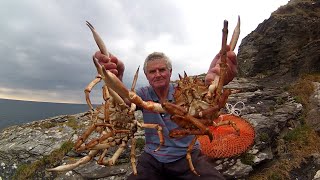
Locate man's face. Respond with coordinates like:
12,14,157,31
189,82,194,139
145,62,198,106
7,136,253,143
145,58,172,90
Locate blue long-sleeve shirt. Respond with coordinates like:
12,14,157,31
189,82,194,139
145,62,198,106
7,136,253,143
136,83,200,163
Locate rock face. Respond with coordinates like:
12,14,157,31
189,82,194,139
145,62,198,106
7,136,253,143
237,0,320,80
1,0,320,179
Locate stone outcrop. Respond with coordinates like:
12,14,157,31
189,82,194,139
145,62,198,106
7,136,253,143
237,0,320,81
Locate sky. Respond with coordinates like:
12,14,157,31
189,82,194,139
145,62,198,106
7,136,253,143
0,0,289,104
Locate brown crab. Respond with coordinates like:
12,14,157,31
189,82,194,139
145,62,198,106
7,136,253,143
47,21,164,175
101,17,253,176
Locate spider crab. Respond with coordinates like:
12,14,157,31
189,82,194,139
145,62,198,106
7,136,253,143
102,16,254,176
47,21,164,175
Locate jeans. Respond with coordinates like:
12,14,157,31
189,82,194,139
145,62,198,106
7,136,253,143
127,149,225,180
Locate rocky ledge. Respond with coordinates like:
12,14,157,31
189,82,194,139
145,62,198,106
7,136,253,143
1,77,319,180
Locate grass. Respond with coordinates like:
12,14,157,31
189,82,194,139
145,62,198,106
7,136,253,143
135,137,145,151
240,153,255,166
259,132,270,142
248,126,320,180
65,115,80,130
289,75,316,108
33,115,81,131
12,140,74,180
283,125,310,142
37,121,58,129
248,73,320,179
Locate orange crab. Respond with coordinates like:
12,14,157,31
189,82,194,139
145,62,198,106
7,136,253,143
47,21,164,175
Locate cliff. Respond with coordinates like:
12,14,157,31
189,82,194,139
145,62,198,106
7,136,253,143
238,0,320,81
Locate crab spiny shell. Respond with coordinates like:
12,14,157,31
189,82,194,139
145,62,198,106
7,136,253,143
173,73,213,118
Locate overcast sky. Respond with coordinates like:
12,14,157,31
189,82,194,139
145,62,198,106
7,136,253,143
0,0,289,104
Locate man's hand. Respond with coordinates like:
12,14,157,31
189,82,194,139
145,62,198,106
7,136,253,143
94,51,125,81
205,45,237,85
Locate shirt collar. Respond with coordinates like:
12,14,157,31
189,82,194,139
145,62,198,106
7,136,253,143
148,83,175,103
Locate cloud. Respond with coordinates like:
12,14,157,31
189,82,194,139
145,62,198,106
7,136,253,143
0,0,289,103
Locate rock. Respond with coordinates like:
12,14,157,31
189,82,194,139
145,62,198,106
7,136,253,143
306,82,320,134
223,159,253,179
290,153,320,180
237,0,320,80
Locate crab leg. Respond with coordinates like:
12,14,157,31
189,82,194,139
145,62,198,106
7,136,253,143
136,121,164,151
130,138,138,175
74,123,104,150
208,17,240,97
47,150,99,172
186,136,200,176
99,140,127,166
131,66,140,91
84,76,102,110
215,20,229,98
162,102,213,141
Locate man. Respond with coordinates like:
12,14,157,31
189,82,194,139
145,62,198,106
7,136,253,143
94,46,237,179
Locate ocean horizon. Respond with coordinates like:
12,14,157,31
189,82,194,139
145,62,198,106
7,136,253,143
0,98,92,131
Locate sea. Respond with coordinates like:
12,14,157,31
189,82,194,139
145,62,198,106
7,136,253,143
0,98,91,131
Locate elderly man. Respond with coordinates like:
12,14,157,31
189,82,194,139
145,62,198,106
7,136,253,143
94,47,237,179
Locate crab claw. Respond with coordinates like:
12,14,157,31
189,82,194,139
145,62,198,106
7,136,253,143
208,17,240,98
86,21,109,57
102,68,130,99
229,16,240,51
102,68,166,113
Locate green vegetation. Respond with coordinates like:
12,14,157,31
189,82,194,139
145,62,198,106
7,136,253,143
240,153,255,166
259,132,270,142
135,137,145,151
283,125,311,143
268,173,283,180
248,73,320,179
249,127,320,180
66,115,80,130
13,140,74,180
289,75,316,108
37,121,58,129
32,115,81,131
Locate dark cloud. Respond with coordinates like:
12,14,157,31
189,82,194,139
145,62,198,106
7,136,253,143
0,1,188,103
0,0,289,103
